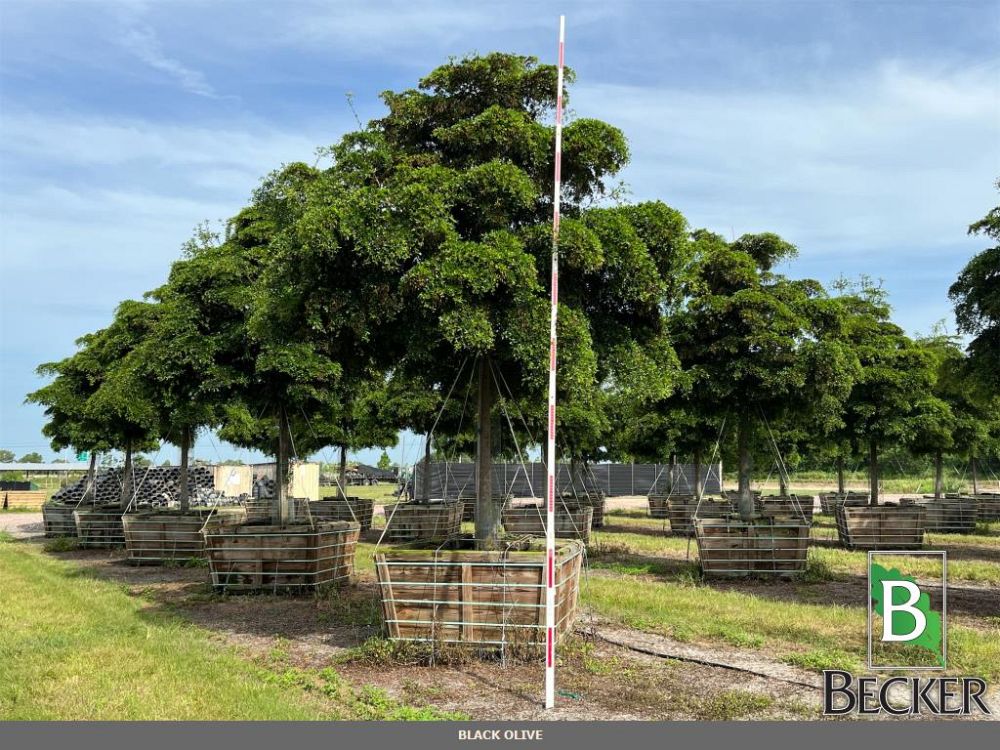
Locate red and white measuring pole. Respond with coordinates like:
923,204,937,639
545,14,565,711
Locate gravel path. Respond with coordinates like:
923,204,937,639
0,512,44,538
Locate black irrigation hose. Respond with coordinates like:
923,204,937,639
579,628,821,691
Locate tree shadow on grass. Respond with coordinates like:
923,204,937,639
32,539,380,656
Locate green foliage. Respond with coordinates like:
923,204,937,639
0,450,14,463
16,453,43,463
950,180,1000,392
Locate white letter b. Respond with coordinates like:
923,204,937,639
881,581,926,641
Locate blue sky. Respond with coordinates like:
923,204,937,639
1,0,998,467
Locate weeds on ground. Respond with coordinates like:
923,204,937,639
689,689,775,720
43,537,79,553
782,648,863,673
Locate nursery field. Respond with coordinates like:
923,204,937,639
3,499,998,721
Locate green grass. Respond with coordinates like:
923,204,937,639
0,535,461,720
320,484,398,502
581,562,1000,680
598,512,1000,584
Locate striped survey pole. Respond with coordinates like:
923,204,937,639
545,14,565,711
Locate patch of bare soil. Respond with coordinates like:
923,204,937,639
334,636,820,720
0,512,44,538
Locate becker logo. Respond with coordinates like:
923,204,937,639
822,551,992,716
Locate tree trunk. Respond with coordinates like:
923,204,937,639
971,454,979,496
737,411,755,522
869,439,879,506
934,451,944,500
475,357,499,549
836,455,846,496
179,426,191,512
120,438,134,508
84,451,97,504
778,467,788,497
338,445,348,499
669,451,677,494
421,435,432,500
275,405,291,525
693,446,703,501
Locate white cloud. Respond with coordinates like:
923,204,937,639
575,59,1000,256
119,22,219,97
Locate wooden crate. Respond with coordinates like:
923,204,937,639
835,504,925,550
381,500,464,543
123,507,247,564
560,492,606,528
203,521,359,593
647,494,670,519
3,490,48,510
662,496,730,536
375,539,585,647
694,517,810,577
74,507,128,547
460,496,508,523
42,503,80,537
501,504,593,542
665,496,699,535
819,492,870,515
911,497,978,534
760,495,815,525
974,494,1000,522
310,497,375,531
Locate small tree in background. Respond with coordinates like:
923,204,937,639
950,182,1000,394
914,333,1000,496
81,301,161,506
670,230,856,521
0,450,14,463
139,225,241,511
835,302,939,505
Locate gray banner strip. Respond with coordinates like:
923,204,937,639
2,721,995,750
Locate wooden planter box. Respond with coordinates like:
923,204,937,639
42,503,80,537
310,497,376,531
974,494,1000,523
661,496,730,536
561,492,606,528
203,521,360,593
501,503,593,542
665,496,700,535
818,492,870,515
760,495,815,525
74,507,128,548
912,497,978,534
459,496,509,523
382,500,464,543
123,508,247,564
374,539,585,647
2,490,48,510
694,517,810,577
835,504,925,550
242,497,273,523
647,494,670,519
